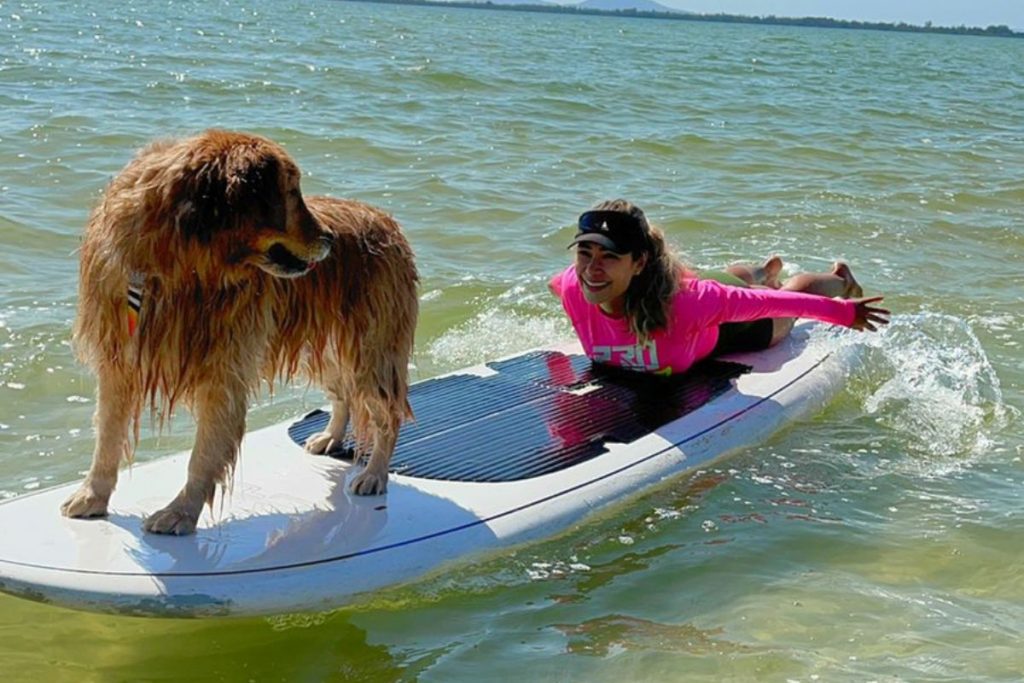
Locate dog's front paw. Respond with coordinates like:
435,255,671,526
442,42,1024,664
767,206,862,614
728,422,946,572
60,483,111,518
350,468,388,496
143,504,200,536
304,432,342,455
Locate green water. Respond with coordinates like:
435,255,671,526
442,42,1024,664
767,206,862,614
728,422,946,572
1,1,1022,680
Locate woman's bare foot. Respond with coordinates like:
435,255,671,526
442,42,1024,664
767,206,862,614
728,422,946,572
726,255,784,288
831,261,863,299
780,261,863,299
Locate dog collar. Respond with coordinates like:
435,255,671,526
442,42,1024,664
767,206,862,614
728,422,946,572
127,272,145,336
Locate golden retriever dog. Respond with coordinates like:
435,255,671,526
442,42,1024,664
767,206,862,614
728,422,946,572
60,129,418,535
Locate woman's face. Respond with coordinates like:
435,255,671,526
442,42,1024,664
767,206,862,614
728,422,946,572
574,242,646,317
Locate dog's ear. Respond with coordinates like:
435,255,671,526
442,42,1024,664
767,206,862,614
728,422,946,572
224,151,287,231
173,159,233,243
172,146,286,242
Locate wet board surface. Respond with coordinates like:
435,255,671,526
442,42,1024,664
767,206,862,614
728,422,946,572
287,352,748,482
0,322,853,617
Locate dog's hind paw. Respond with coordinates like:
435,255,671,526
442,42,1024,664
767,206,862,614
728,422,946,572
350,468,388,496
143,505,199,536
60,484,111,518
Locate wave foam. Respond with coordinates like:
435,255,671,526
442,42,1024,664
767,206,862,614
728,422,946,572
426,308,571,373
853,312,1009,458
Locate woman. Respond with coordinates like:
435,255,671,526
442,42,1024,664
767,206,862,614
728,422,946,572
549,199,889,375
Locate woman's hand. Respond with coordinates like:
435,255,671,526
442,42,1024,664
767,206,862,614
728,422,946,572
850,296,890,332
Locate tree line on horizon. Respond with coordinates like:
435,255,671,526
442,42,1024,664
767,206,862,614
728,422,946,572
348,0,1022,38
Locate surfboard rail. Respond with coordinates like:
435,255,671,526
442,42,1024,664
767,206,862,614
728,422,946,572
0,322,855,617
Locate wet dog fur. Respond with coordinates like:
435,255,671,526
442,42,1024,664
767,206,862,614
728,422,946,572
61,129,418,535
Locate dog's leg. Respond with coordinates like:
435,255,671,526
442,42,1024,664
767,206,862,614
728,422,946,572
61,363,137,518
350,422,398,496
304,390,350,456
143,379,247,535
349,398,400,496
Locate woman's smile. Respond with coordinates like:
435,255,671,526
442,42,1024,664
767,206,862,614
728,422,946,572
580,276,611,292
574,243,645,316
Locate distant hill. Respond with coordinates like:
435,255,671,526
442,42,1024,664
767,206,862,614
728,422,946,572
482,0,555,4
461,0,681,10
576,0,679,12
364,0,1022,39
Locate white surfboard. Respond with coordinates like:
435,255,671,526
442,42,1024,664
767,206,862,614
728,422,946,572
0,322,855,617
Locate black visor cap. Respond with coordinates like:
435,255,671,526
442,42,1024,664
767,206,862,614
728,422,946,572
569,210,647,255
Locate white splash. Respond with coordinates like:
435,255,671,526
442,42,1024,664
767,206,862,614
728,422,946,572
427,308,571,371
854,312,1009,459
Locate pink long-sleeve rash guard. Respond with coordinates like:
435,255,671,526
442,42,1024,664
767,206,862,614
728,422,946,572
550,265,855,375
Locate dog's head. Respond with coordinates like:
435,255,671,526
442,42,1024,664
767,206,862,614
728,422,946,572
152,130,330,280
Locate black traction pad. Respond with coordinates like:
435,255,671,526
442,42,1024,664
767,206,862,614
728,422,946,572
287,351,750,483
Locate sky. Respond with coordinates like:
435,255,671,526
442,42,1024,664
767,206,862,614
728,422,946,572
656,1,1024,30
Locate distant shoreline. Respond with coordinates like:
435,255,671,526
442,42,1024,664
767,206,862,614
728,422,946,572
342,0,1022,39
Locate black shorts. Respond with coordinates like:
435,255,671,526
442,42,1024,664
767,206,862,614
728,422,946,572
711,318,775,356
